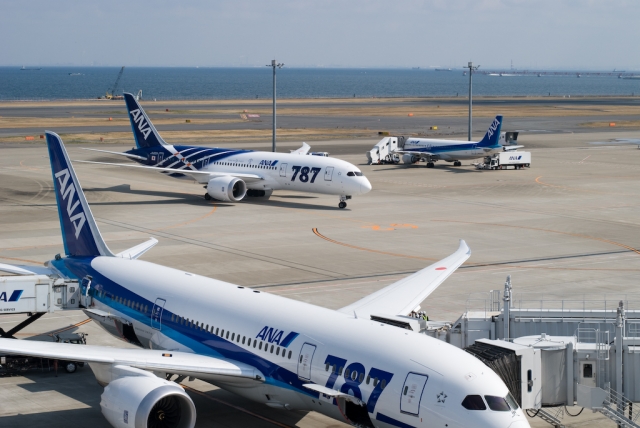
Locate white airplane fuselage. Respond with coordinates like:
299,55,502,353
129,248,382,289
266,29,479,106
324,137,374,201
133,144,371,197
402,138,502,162
63,255,529,428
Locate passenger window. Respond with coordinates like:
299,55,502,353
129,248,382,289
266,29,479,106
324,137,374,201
226,331,229,339
270,345,274,353
381,380,386,390
366,375,370,384
484,396,510,411
461,395,486,410
338,366,343,375
359,373,364,383
259,342,263,350
373,377,378,386
276,347,280,356
326,363,330,372
345,368,351,378
332,365,336,374
216,328,219,335
253,339,257,348
232,333,235,341
221,329,224,337
352,371,357,381
288,350,292,359
404,386,408,395
242,337,246,345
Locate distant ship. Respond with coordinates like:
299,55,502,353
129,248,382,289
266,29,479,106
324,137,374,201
435,68,452,72
68,73,83,76
20,66,41,71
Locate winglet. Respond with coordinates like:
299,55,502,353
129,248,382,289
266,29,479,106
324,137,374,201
291,142,311,155
123,92,168,149
116,238,158,260
46,131,114,257
477,115,503,148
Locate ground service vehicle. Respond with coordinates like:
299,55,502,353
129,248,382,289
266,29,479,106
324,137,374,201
474,151,531,170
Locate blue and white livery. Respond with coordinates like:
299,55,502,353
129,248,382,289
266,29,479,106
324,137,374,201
395,115,506,168
78,93,371,209
0,132,530,428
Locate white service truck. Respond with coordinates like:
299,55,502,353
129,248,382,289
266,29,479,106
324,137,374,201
474,151,531,170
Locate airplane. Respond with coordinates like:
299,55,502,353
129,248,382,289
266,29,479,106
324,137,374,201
0,132,530,428
393,115,519,168
77,93,371,209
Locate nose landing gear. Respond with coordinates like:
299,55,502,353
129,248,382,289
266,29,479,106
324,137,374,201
453,161,462,166
426,162,435,168
338,195,351,209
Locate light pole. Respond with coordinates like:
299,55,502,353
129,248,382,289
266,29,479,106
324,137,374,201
266,60,284,152
465,61,479,141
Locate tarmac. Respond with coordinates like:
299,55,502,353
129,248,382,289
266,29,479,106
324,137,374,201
1,102,640,426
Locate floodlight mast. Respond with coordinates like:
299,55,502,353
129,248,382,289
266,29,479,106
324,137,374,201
465,61,480,141
266,60,284,152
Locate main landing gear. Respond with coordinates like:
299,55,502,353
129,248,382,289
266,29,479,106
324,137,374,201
339,195,351,209
453,161,462,167
204,193,212,200
426,162,435,168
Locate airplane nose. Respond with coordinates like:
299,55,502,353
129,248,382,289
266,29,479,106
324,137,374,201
360,177,372,194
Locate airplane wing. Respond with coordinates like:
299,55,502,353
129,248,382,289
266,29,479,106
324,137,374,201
291,142,311,155
74,160,263,182
80,148,147,161
394,149,433,157
0,338,264,383
337,240,471,318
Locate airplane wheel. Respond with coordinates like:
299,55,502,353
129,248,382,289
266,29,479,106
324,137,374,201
64,362,77,373
338,201,347,209
204,193,212,200
426,162,434,168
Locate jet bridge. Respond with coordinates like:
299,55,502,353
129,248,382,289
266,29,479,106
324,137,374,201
0,275,79,338
397,276,640,427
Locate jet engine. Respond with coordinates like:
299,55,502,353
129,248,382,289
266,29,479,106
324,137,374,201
100,376,196,428
206,176,247,202
402,154,418,164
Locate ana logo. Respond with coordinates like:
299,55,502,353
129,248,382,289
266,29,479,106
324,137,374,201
54,169,86,239
486,118,501,138
259,160,279,167
509,155,522,160
129,108,152,140
0,290,23,302
256,326,299,347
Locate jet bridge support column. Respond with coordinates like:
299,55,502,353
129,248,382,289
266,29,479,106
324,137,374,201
503,275,512,340
616,301,624,415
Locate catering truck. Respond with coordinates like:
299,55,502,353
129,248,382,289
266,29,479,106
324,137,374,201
474,151,531,170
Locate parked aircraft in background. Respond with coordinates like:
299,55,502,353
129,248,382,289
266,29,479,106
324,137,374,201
77,93,371,209
0,132,529,428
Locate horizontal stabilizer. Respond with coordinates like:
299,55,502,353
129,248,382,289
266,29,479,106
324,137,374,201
503,145,524,151
115,238,158,260
80,148,147,161
337,240,471,318
0,263,53,276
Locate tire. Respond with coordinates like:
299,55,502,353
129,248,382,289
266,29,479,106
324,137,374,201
204,193,212,201
64,362,77,373
338,201,347,209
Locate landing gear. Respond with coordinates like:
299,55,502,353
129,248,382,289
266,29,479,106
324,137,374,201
204,193,212,201
338,195,351,209
453,161,462,167
339,201,347,209
426,162,435,168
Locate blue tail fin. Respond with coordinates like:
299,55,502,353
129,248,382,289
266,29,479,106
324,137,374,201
476,115,503,148
46,132,114,257
123,92,168,149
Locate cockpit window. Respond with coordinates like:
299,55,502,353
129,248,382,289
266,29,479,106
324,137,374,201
505,393,519,410
346,171,363,177
461,395,486,410
484,395,510,411
347,171,355,176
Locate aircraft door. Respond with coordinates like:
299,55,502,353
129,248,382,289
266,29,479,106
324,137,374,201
297,343,316,381
203,158,209,168
279,163,288,177
400,372,429,415
324,166,334,181
151,298,166,331
80,276,92,308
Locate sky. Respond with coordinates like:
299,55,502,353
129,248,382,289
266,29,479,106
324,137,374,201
2,0,639,70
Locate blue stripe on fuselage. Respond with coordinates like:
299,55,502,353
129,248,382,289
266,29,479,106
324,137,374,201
405,142,498,154
125,145,253,171
61,257,317,399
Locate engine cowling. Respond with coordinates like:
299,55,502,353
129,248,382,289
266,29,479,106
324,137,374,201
206,176,247,202
101,376,196,428
402,153,418,164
